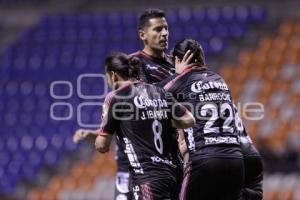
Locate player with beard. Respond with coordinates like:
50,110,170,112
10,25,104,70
164,39,245,200
130,9,196,199
131,9,174,84
73,9,192,199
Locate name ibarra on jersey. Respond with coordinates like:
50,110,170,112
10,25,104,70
141,110,168,120
191,81,229,93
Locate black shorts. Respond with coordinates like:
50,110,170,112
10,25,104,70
241,156,263,200
180,157,244,200
115,171,131,200
132,178,177,200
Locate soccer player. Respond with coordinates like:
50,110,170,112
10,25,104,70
131,8,174,84
164,39,245,200
131,9,196,199
95,52,195,199
74,9,188,199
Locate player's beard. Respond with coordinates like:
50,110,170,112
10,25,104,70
156,41,168,51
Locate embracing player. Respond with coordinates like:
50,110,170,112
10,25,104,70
164,39,245,200
74,9,191,199
95,52,195,199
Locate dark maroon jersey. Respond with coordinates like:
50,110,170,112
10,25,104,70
99,81,186,183
130,51,175,84
163,66,243,160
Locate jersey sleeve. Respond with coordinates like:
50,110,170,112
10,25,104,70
163,74,180,93
99,92,119,136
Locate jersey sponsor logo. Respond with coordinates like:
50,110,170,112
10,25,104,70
150,156,176,168
184,128,196,152
204,136,239,145
198,92,231,102
191,81,229,93
123,137,144,174
134,96,168,109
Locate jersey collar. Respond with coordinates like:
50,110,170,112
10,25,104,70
140,50,166,61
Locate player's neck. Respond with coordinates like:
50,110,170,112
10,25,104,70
114,80,134,90
142,47,164,58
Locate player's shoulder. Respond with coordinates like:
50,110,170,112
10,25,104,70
129,51,150,67
139,81,166,94
199,67,226,81
115,82,134,96
129,51,145,59
103,90,116,106
164,67,196,91
105,83,134,102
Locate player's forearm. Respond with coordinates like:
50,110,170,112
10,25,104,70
73,128,101,143
95,135,113,153
87,129,100,137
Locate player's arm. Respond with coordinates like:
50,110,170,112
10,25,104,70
95,134,114,153
171,109,195,129
73,129,99,143
95,92,118,153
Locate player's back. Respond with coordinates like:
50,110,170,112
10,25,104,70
165,67,243,160
112,81,179,183
165,67,245,200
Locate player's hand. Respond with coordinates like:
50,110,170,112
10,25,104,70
175,50,195,74
73,129,90,143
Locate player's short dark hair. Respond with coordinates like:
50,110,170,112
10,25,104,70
138,8,166,30
172,39,206,66
105,52,141,80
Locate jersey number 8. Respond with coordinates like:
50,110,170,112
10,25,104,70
152,120,163,154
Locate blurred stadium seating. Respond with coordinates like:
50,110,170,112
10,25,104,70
220,19,300,199
0,1,299,199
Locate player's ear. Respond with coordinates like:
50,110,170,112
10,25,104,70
139,29,146,40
